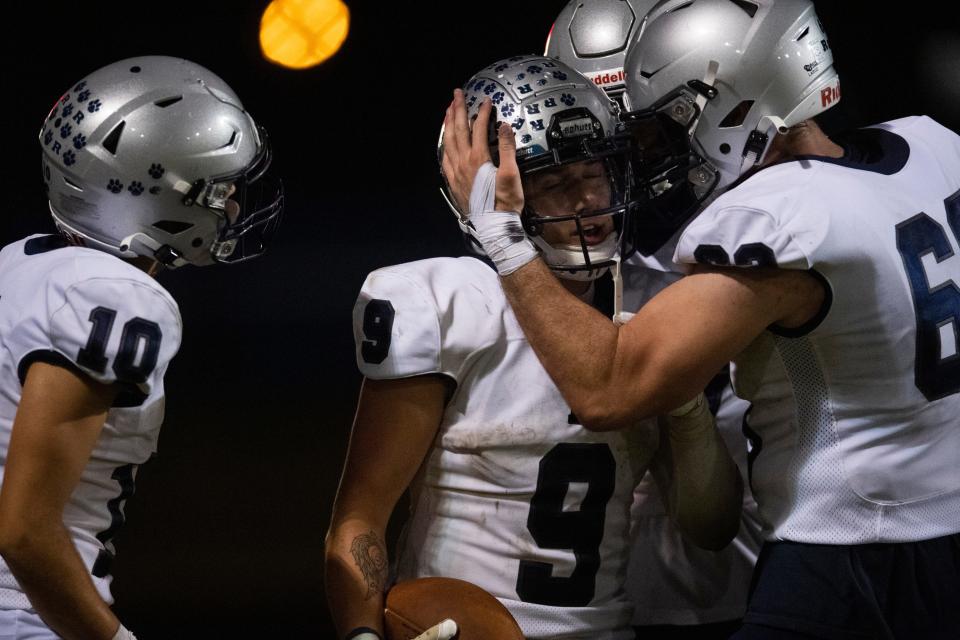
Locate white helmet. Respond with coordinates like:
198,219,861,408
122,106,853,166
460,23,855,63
439,55,638,280
40,56,283,268
546,0,661,103
622,0,840,234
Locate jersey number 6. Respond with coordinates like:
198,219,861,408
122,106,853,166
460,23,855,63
895,187,960,401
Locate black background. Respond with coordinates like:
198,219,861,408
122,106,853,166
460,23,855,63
2,1,958,637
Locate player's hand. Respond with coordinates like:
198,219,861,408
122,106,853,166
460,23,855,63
441,89,494,214
411,618,458,640
494,122,524,214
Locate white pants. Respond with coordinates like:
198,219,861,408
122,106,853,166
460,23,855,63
0,610,59,640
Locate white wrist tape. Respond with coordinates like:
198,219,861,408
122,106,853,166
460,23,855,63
412,619,458,640
112,624,137,640
468,163,537,276
469,162,497,215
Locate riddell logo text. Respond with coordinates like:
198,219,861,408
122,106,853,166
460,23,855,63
592,69,626,87
821,83,841,107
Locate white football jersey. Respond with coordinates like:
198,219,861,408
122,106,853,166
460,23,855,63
675,116,960,544
0,235,181,610
353,257,648,640
621,252,762,625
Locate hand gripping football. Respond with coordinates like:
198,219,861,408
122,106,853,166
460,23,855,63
384,577,525,640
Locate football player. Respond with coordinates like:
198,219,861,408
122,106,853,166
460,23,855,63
547,1,762,637
446,0,960,637
324,55,742,640
0,56,282,639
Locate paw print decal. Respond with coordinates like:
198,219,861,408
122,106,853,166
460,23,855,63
500,103,515,117
521,134,532,144
494,63,508,73
60,123,72,139
73,81,87,92
466,95,477,108
61,104,74,118
72,134,86,150
77,90,91,103
483,82,497,95
88,99,102,113
527,65,543,74
560,93,576,107
516,73,526,81
107,179,123,194
553,71,568,81
148,163,165,179
43,130,54,146
537,79,548,87
491,91,505,105
128,181,144,196
63,150,76,166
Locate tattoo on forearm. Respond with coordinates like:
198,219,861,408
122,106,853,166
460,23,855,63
350,530,388,600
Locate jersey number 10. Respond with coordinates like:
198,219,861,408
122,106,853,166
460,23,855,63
78,306,162,383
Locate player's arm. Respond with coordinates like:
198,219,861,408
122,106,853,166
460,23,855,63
501,260,823,430
325,374,452,639
0,362,123,640
442,94,824,430
649,395,743,550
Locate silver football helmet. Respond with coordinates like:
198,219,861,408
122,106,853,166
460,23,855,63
545,0,660,104
40,56,283,268
439,55,637,281
623,0,840,227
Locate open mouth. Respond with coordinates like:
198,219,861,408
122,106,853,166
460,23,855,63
579,222,612,246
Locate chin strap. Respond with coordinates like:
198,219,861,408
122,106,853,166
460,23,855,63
612,257,635,326
119,232,188,268
739,114,790,176
694,60,720,115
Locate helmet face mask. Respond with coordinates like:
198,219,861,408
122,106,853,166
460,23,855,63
439,55,640,281
40,56,283,268
623,84,720,254
182,126,284,264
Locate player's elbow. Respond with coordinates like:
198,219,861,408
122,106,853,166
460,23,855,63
573,385,663,431
679,515,740,551
576,405,643,432
0,512,46,561
674,480,743,551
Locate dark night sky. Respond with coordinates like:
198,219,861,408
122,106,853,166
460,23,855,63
2,1,958,637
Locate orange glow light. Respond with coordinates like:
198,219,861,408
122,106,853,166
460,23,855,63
260,0,350,69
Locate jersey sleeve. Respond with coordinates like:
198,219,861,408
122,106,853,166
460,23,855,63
39,277,182,400
674,202,826,271
353,269,443,380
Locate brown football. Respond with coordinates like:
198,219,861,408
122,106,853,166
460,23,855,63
383,577,525,640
